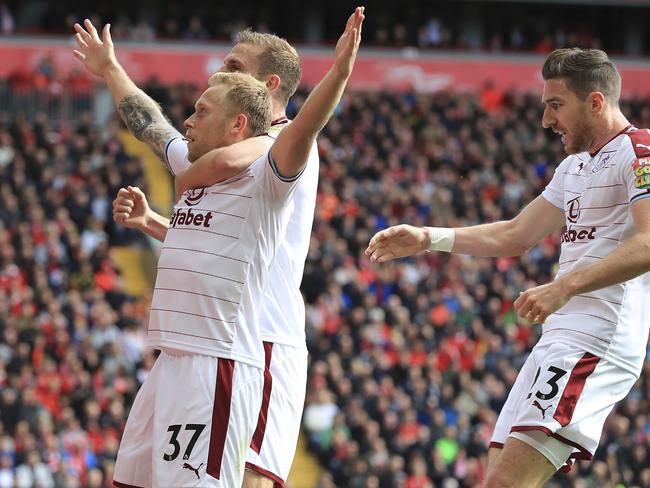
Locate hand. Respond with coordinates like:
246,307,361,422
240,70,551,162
514,279,572,323
334,6,364,78
72,19,118,78
365,224,429,262
113,186,150,230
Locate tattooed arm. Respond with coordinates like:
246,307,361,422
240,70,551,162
116,92,181,160
73,19,182,160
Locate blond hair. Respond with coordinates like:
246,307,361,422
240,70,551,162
207,72,272,135
235,29,302,107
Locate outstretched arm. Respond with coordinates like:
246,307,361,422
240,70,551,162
73,20,182,160
271,6,364,179
365,195,565,262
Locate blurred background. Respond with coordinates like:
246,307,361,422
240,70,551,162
0,1,649,487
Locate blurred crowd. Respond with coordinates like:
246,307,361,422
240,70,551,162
0,76,649,488
0,104,153,486
1,1,647,55
298,88,650,487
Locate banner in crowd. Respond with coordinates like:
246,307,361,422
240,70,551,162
2,39,650,97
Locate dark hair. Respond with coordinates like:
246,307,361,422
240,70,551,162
542,48,621,105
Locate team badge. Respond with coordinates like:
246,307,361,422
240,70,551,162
184,188,206,206
633,158,650,189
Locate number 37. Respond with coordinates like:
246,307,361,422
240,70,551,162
163,424,206,461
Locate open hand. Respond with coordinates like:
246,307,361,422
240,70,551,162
73,19,118,78
334,6,365,78
365,224,429,262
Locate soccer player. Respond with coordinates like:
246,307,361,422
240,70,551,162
365,48,650,487
169,29,322,488
75,8,364,487
76,10,364,487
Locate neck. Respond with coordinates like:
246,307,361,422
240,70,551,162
271,99,286,121
587,108,631,154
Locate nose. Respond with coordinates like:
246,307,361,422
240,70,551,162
542,107,554,129
184,115,194,129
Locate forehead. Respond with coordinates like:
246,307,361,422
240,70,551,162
542,78,576,102
197,85,226,106
224,43,263,66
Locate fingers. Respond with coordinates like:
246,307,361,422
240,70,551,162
74,32,88,50
103,23,113,45
84,19,101,42
514,292,546,323
72,50,86,62
371,250,395,263
127,186,145,200
367,230,386,249
73,23,91,42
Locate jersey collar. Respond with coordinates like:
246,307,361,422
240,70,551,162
271,116,289,126
588,124,634,157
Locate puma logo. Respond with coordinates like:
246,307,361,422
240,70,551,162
636,143,650,151
532,400,552,419
183,462,203,479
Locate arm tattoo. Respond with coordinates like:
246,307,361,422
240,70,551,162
118,93,181,159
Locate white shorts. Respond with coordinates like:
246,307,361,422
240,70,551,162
490,342,637,472
245,342,308,487
113,350,263,488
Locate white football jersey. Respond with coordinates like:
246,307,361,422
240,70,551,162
148,137,301,369
260,120,318,347
540,126,650,375
163,118,319,348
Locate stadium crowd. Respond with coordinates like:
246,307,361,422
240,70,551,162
0,76,649,488
0,1,643,56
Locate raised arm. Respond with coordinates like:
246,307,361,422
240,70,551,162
365,195,566,262
174,135,273,201
271,7,364,178
73,20,182,160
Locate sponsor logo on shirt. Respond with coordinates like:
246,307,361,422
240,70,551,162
560,225,596,244
170,208,214,228
633,158,650,189
567,196,581,223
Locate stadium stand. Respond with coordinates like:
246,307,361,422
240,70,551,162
1,74,648,486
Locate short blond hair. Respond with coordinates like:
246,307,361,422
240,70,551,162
235,29,302,107
207,72,272,135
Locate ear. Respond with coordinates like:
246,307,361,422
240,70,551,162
265,74,281,93
232,113,248,135
589,91,606,115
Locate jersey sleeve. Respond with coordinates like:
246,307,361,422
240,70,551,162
249,147,305,205
624,131,650,205
163,137,191,175
541,159,568,210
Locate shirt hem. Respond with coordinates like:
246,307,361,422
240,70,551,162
146,336,264,370
537,328,641,376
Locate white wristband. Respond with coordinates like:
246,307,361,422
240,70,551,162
426,227,455,252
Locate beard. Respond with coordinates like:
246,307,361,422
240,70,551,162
563,111,593,155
